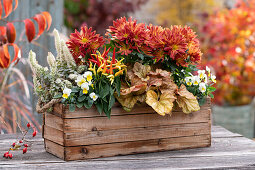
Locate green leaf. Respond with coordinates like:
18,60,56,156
95,100,103,114
76,102,83,108
71,87,79,93
100,82,110,98
53,93,62,99
115,77,121,97
137,53,144,60
69,104,76,112
84,99,93,109
208,86,216,92
209,93,214,99
78,95,86,102
103,102,111,119
108,95,115,109
198,97,206,106
110,87,114,95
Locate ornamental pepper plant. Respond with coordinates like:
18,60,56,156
29,17,216,118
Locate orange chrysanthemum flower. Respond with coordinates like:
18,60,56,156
67,26,105,64
106,17,148,54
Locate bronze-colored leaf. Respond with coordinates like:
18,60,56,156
176,84,200,114
133,62,151,81
115,94,139,112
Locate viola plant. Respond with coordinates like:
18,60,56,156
3,123,37,159
30,18,216,118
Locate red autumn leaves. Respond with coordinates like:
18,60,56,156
0,0,52,68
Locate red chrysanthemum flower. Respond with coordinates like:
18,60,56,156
106,17,148,54
67,26,105,64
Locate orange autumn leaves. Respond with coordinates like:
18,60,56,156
0,0,52,69
115,62,200,115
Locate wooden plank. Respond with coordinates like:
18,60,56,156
45,113,63,131
64,109,211,132
43,126,64,145
64,123,210,146
44,139,65,160
53,98,211,118
64,134,210,160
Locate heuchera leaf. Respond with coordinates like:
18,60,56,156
24,19,36,42
3,0,13,18
6,22,16,43
41,11,52,31
132,62,151,81
176,84,200,114
33,13,46,36
115,94,139,112
146,90,176,116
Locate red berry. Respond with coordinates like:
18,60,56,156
23,147,27,154
12,143,16,147
27,123,31,128
19,140,23,143
8,153,13,159
24,144,28,147
3,152,9,158
32,130,37,137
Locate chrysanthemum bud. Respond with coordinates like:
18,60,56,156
27,123,31,128
19,140,23,143
24,144,28,147
8,153,13,159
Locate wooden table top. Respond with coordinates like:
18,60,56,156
1,126,255,169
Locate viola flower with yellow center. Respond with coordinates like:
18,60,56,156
89,92,98,101
211,75,217,83
199,83,207,93
84,71,93,82
198,70,206,79
62,87,72,99
81,82,89,94
192,76,200,86
75,75,86,87
206,66,211,77
185,77,193,86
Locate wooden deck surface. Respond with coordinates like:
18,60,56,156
1,126,255,169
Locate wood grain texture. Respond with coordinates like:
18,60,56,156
64,123,210,146
63,109,211,132
2,126,255,169
64,134,210,160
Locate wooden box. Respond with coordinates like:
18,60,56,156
42,99,211,161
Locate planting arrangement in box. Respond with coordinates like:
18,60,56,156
29,17,216,160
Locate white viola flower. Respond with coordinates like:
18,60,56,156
89,92,98,101
56,78,62,84
192,76,200,86
62,87,72,99
68,74,78,80
211,75,217,83
199,83,207,93
198,70,206,79
185,77,193,86
204,74,208,84
84,71,93,82
206,66,211,76
75,75,86,87
81,82,89,94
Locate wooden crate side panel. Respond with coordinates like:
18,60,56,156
64,134,211,160
44,125,64,145
52,98,211,119
45,113,63,131
64,109,211,132
64,122,210,146
44,139,65,160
